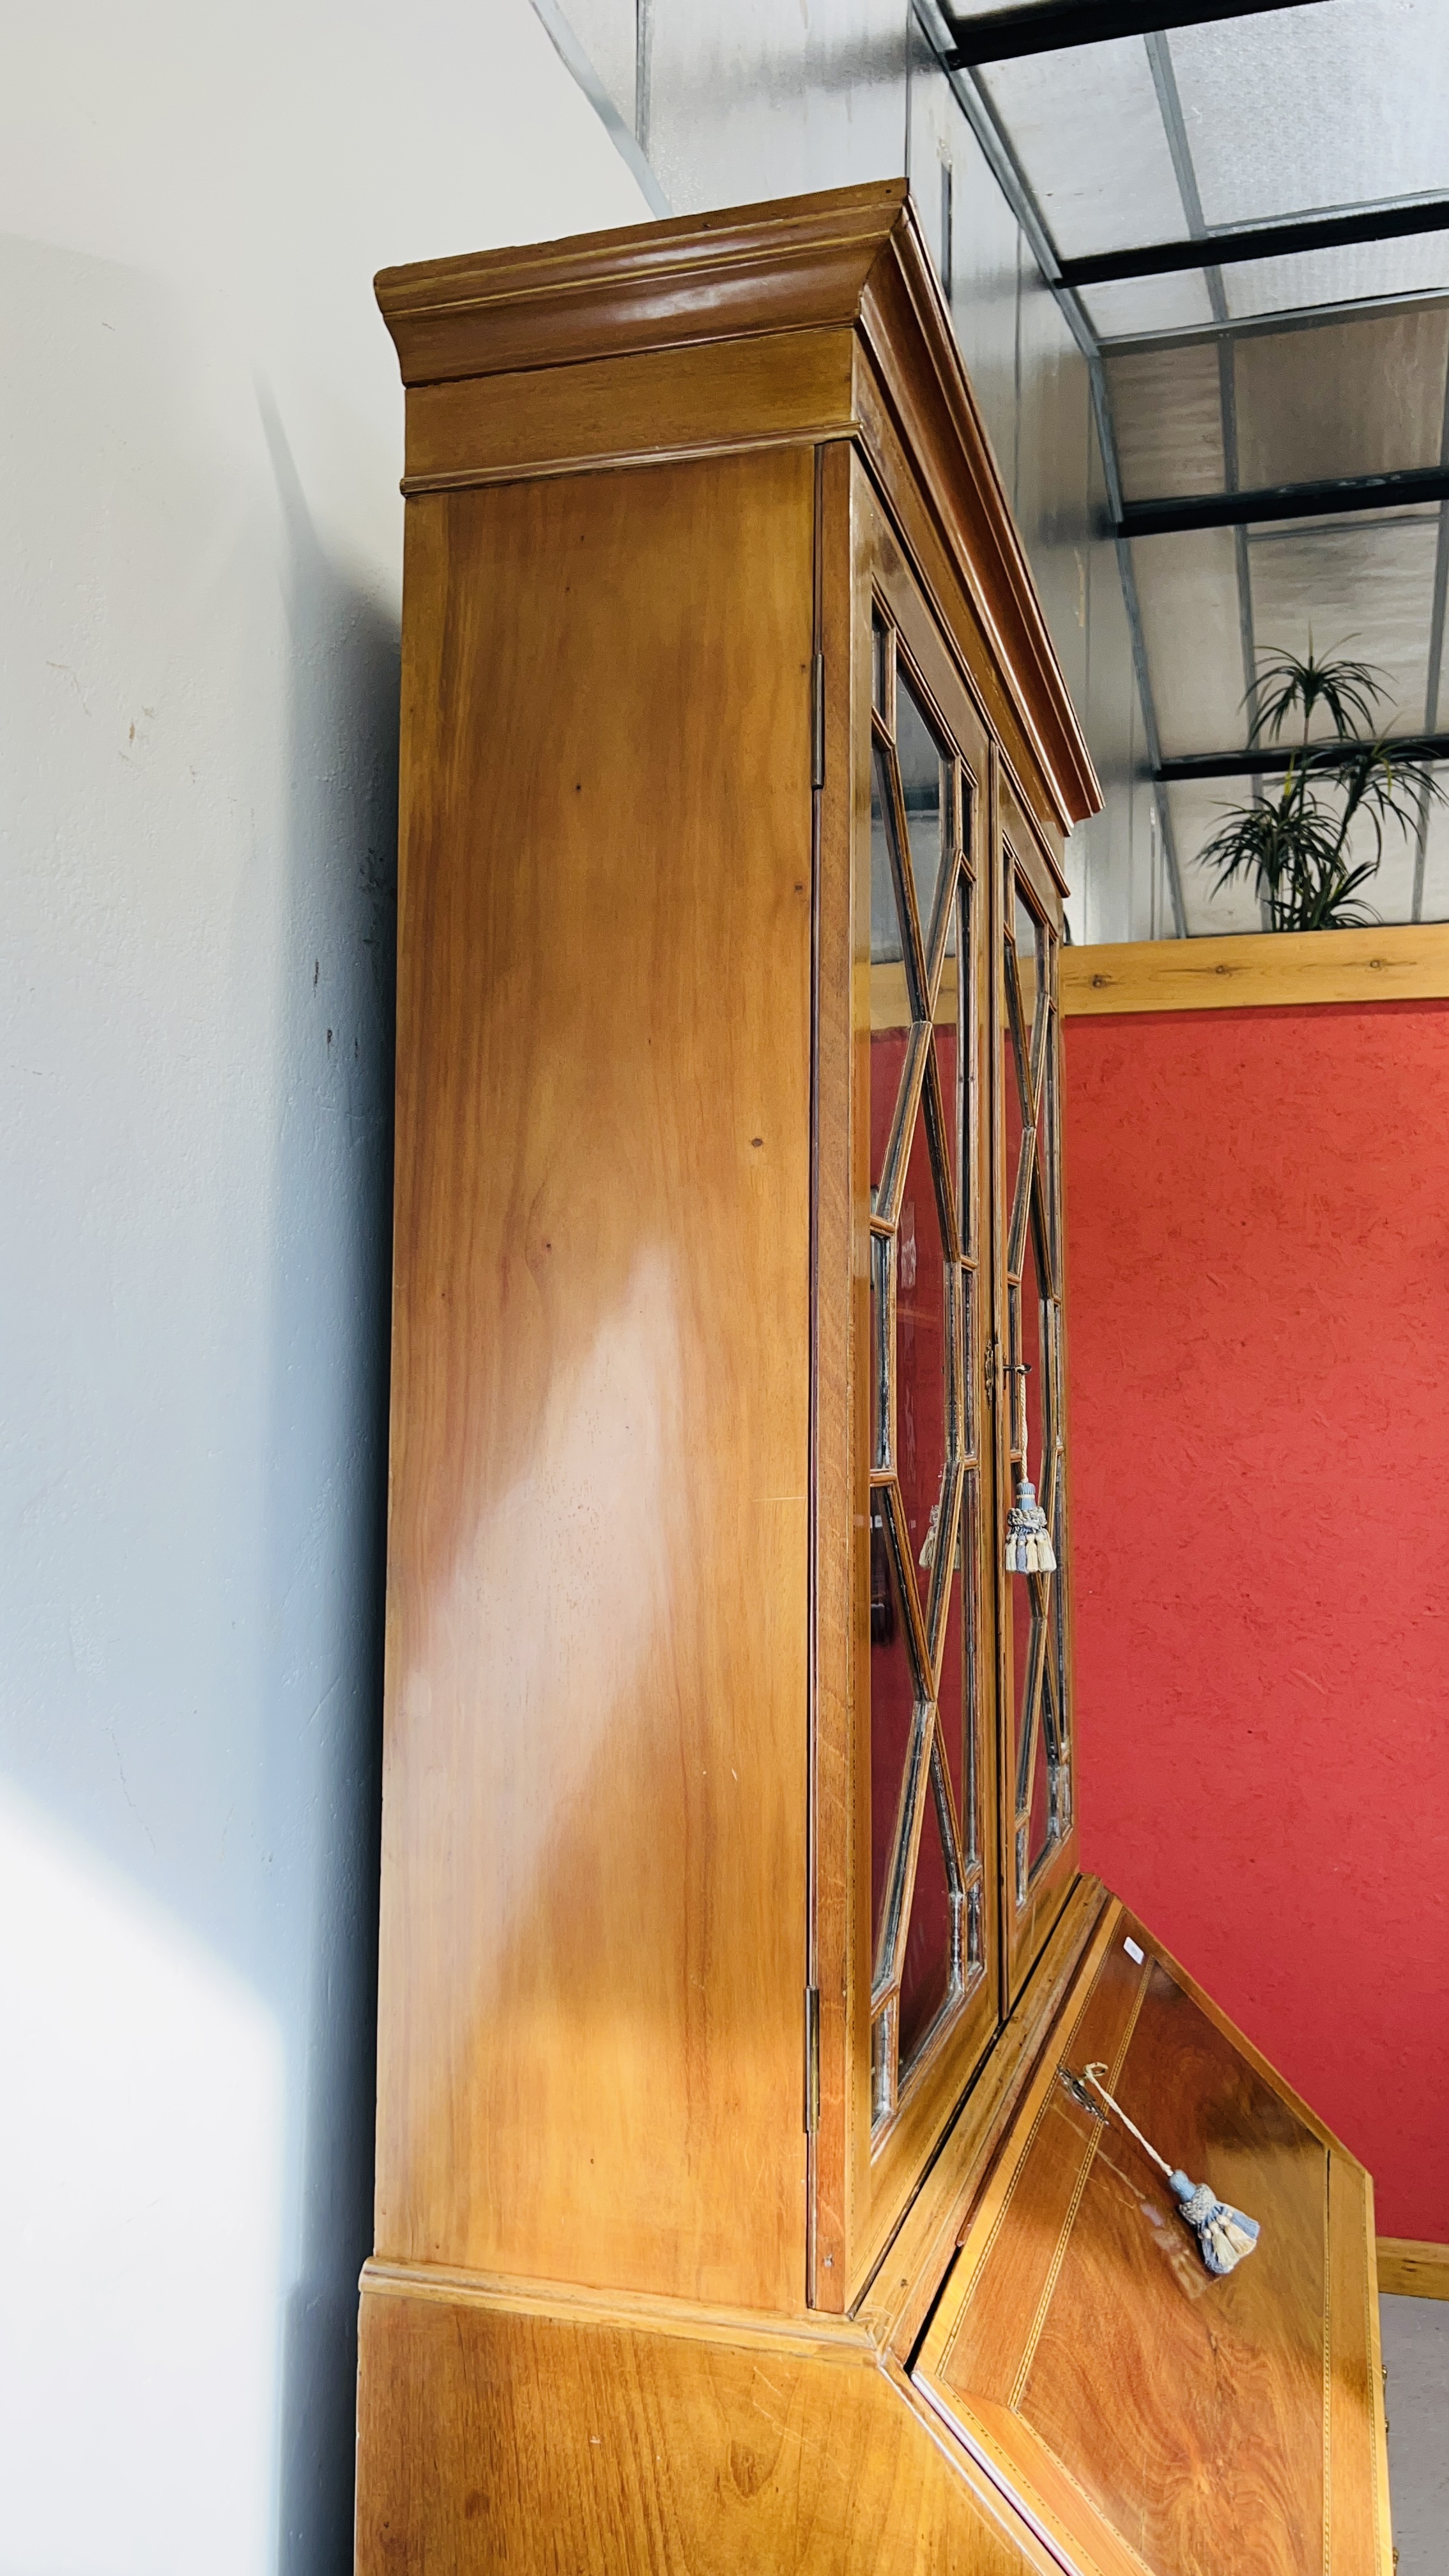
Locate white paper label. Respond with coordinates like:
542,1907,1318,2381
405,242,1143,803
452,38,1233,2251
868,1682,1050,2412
1123,1937,1145,1965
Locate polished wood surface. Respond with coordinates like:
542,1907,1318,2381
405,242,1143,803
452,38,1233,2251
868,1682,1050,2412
375,183,924,383
376,446,815,2307
1061,919,1449,1015
916,1910,1393,2576
1377,2234,1449,2297
355,2278,1067,2576
376,181,1099,837
401,326,857,493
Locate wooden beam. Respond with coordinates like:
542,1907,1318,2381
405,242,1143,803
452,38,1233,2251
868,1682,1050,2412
1061,923,1449,1016
1377,2236,1449,2300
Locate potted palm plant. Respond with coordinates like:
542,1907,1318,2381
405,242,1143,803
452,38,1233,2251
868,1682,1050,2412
1198,645,1441,930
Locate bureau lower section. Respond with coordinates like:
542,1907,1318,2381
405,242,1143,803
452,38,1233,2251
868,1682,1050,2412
353,1899,1392,2576
354,2274,1054,2576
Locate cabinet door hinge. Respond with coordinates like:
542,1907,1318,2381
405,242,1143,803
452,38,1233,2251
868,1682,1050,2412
804,1986,820,2133
811,653,825,790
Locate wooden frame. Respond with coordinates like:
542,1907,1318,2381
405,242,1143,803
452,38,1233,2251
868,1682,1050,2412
1062,920,1449,1016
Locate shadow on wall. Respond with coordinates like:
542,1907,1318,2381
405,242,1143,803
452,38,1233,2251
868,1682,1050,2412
259,394,397,2576
0,230,397,2576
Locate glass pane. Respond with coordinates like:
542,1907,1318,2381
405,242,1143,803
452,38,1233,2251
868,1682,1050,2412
899,1742,960,2074
870,1230,891,1473
960,1264,976,1462
1049,1456,1073,1839
871,1030,910,1204
871,2002,894,2126
870,1504,919,1964
895,1101,950,1607
1010,1576,1041,1833
1042,1026,1059,1289
1014,1217,1047,1499
1027,1709,1051,1872
896,666,949,970
1042,1662,1070,1844
937,1532,976,1867
871,742,905,966
940,875,971,1248
946,781,969,954
870,742,913,1201
1003,940,1030,1252
1013,1571,1046,1780
871,611,888,717
1014,877,1043,1060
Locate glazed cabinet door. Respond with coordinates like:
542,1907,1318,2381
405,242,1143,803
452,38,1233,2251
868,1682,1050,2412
993,783,1078,2003
821,460,1001,2298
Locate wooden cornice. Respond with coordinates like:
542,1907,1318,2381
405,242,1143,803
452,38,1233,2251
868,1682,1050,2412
376,182,1101,834
375,183,911,387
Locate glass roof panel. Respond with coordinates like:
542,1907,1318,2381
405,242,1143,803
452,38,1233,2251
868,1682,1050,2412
1170,0,1449,231
1233,309,1449,488
1105,341,1226,499
1224,240,1449,324
647,0,909,215
1355,799,1422,921
977,38,1189,259
1414,774,1449,919
1173,775,1432,930
1170,781,1266,935
1130,528,1248,756
931,76,1022,491
1246,509,1440,737
1080,271,1217,339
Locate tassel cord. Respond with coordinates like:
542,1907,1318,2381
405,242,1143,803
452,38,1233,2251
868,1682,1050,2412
1080,2064,1175,2181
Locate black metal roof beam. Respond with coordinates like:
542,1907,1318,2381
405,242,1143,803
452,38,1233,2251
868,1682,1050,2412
1060,194,1449,286
943,0,1330,67
1121,466,1449,536
1157,734,1449,782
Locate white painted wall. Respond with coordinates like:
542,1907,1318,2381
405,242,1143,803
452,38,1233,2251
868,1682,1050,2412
0,10,647,2572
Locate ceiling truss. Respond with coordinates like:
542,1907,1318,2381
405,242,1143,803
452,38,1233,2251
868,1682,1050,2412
942,0,1331,70
923,0,1449,930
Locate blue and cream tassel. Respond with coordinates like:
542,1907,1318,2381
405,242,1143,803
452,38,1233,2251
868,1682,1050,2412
1081,2062,1261,2278
1004,1476,1055,1574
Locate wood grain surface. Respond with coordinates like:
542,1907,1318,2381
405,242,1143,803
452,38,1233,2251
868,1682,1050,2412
916,1910,1392,2576
401,326,856,493
376,181,1099,833
355,2281,1066,2576
1061,920,1449,1016
376,447,816,2308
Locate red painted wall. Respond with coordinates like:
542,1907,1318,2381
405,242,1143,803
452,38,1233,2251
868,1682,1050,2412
1064,998,1449,2242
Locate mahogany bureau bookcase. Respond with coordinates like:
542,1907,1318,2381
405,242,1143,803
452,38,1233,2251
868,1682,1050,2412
356,181,1391,2575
